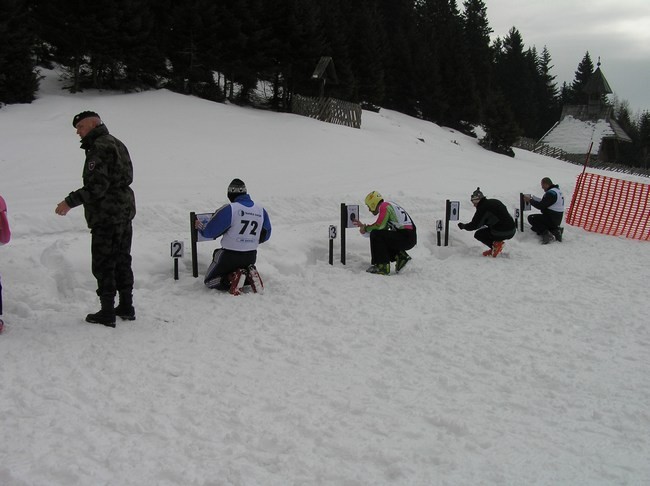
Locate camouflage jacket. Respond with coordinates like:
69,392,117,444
65,124,136,228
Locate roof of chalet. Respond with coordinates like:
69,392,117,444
537,115,632,154
584,66,612,95
537,61,632,154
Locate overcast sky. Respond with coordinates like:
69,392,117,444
484,0,650,115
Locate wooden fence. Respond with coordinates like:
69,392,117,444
291,94,362,129
512,139,650,178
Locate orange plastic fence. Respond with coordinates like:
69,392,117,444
566,172,650,240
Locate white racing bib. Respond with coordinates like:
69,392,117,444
547,188,565,213
221,202,265,251
388,202,414,230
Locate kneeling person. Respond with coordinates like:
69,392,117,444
195,179,272,292
354,191,417,275
523,177,564,244
458,187,516,257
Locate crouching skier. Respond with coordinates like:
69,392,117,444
194,179,272,295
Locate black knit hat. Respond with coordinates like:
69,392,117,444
470,187,484,202
227,178,247,200
72,111,100,127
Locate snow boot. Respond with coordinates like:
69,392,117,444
115,292,135,321
541,231,554,245
491,241,504,257
366,263,390,275
482,248,493,257
395,251,412,273
245,265,264,294
550,227,563,242
228,269,247,296
86,296,116,328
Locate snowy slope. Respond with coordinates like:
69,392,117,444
0,69,649,485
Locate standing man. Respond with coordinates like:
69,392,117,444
354,191,417,275
194,179,272,293
458,187,516,257
524,177,565,244
55,111,136,327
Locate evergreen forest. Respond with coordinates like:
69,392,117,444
1,0,648,166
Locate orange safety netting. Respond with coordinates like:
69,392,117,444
566,172,650,240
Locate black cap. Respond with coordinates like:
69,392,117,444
227,178,247,201
72,111,100,127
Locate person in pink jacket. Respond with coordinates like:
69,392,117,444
0,195,11,332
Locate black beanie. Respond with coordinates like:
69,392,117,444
471,187,484,201
227,178,247,200
72,111,100,127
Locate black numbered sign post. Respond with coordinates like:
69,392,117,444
190,211,213,278
328,225,337,265
514,208,520,230
436,219,443,246
190,212,199,277
339,203,359,265
171,240,184,280
445,200,460,246
519,193,531,232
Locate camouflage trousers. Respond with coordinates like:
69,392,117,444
91,222,134,299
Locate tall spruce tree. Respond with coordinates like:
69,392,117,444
462,0,493,121
375,0,420,114
480,89,520,156
345,0,387,105
535,46,560,137
166,0,220,98
317,0,355,103
415,0,480,130
262,0,327,104
568,52,594,105
494,28,539,137
0,0,39,104
638,112,650,169
33,0,89,92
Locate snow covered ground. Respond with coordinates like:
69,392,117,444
1,70,649,485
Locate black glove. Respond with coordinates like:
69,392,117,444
457,222,465,230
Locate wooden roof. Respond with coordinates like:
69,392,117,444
584,66,612,95
311,57,338,84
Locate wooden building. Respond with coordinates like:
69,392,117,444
536,61,632,164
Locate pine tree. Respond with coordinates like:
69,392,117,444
493,27,539,137
480,89,521,156
413,0,444,122
374,0,419,114
535,46,560,137
317,0,355,103
462,0,493,120
415,0,480,130
638,112,650,170
0,0,39,105
568,52,594,105
166,0,221,98
345,0,387,105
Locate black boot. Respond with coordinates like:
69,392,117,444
115,291,136,321
550,227,563,242
86,296,116,328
